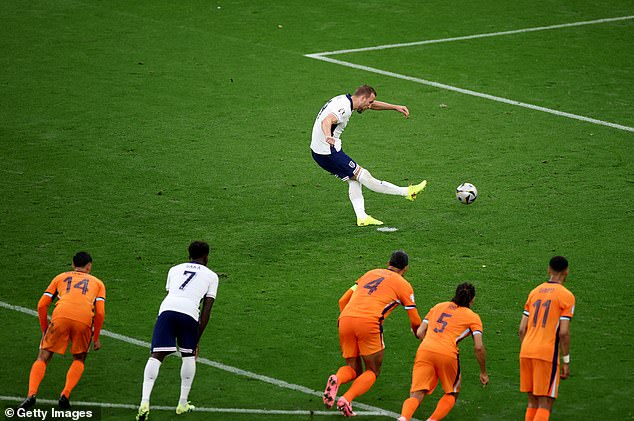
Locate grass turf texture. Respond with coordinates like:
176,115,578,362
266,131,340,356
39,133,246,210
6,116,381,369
1,0,633,419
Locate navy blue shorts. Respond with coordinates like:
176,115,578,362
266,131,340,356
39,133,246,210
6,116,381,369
312,147,360,181
150,310,199,355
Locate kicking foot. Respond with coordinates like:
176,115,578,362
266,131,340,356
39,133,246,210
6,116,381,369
58,394,71,410
136,402,150,421
323,374,339,409
396,417,407,421
357,215,384,227
406,180,427,201
337,396,356,417
18,395,36,410
176,402,195,415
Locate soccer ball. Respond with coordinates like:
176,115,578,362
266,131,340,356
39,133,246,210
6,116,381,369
456,183,478,204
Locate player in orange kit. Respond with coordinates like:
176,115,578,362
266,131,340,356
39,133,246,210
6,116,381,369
322,250,422,417
397,283,489,421
519,256,575,421
18,252,106,410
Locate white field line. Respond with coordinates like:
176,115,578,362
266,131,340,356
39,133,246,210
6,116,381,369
311,15,634,55
304,55,634,133
0,395,383,416
304,16,634,134
0,300,411,419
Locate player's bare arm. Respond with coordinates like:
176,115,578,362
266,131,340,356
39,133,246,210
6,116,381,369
370,100,410,117
198,297,215,340
473,334,489,385
518,315,529,343
558,319,571,379
321,113,339,145
415,320,428,340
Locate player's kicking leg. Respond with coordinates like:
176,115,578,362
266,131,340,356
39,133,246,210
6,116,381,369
354,168,427,202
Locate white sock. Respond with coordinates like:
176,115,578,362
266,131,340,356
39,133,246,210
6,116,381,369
178,356,196,406
357,169,407,196
347,180,368,219
141,357,162,405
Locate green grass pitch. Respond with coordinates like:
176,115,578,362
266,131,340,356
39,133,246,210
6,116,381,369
1,0,633,420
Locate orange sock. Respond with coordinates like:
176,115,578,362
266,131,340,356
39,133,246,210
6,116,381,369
335,365,358,385
342,370,376,402
428,394,456,421
28,360,47,396
525,407,538,421
533,408,550,421
62,360,85,398
400,397,421,420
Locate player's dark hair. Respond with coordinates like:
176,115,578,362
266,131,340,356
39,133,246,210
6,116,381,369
189,241,210,260
73,251,92,268
549,256,568,273
389,250,408,269
354,85,377,98
452,282,476,308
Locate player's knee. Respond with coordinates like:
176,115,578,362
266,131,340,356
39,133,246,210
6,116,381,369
72,353,87,362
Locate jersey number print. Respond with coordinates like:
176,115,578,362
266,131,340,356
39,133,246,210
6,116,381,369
364,277,384,295
63,277,89,295
531,299,552,328
179,271,197,290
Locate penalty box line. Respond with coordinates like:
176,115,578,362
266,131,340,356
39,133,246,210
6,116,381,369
0,300,411,420
305,15,634,134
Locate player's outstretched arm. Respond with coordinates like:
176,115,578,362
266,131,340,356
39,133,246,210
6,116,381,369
473,334,489,385
37,295,53,333
198,297,215,340
559,319,571,379
369,100,409,117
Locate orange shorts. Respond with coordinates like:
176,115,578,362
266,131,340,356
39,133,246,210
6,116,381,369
338,317,384,358
411,349,461,394
41,317,92,355
520,357,560,398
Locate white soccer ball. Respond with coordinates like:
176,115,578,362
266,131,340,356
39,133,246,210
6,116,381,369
456,183,478,204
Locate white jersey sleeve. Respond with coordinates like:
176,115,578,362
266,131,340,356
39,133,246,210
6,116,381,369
158,262,220,321
310,94,354,155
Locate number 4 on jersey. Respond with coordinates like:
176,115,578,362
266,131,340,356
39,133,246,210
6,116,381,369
364,277,384,295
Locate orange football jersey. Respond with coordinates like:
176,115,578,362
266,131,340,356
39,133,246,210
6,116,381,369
419,301,483,357
520,281,575,362
44,271,106,327
339,268,417,323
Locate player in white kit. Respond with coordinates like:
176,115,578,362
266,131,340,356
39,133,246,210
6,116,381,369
311,85,427,226
136,241,218,420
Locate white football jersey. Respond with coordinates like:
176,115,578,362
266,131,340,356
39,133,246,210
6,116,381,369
158,262,219,321
310,94,354,155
